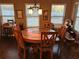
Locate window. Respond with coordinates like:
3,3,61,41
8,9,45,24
51,5,65,25
25,4,40,28
0,4,15,24
74,5,79,31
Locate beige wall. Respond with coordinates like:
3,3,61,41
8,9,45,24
0,0,74,28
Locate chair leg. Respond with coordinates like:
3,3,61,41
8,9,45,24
18,47,21,59
32,47,40,59
24,49,26,59
18,47,24,59
40,48,42,59
18,47,22,59
40,48,52,59
51,48,53,59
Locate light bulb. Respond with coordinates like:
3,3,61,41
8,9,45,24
38,9,42,15
28,9,33,15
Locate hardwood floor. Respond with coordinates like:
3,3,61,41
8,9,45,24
0,39,18,59
61,41,79,59
0,38,79,59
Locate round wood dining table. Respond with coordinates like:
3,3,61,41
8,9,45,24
22,28,59,43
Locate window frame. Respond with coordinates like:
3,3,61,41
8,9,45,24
25,4,40,28
51,4,66,25
0,4,15,24
74,4,79,32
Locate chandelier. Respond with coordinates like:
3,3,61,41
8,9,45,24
28,0,42,15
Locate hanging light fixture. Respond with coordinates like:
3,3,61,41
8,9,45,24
28,0,42,15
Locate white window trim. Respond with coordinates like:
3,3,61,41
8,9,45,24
25,4,40,28
51,4,66,25
73,3,79,32
0,4,15,24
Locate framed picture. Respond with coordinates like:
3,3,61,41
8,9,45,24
16,10,23,19
43,10,48,20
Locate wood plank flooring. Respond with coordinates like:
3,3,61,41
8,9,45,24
0,38,79,59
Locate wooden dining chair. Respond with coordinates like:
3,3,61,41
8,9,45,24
40,32,58,59
58,26,67,46
57,26,68,59
2,23,14,40
13,26,28,59
13,26,40,59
